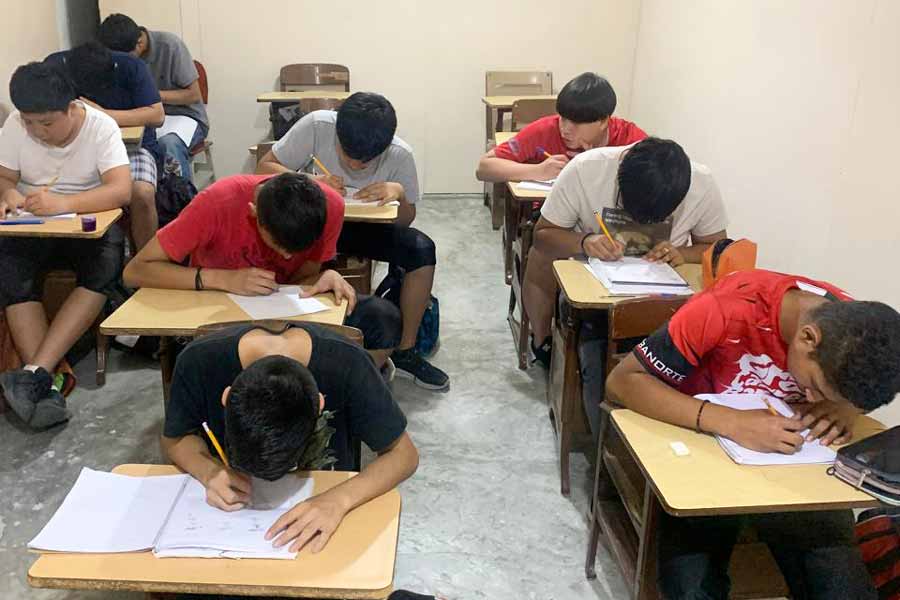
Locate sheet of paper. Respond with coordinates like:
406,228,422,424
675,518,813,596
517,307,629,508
154,475,314,559
156,115,198,147
517,179,555,191
28,468,189,553
3,210,76,221
585,262,692,297
697,393,838,465
342,186,400,206
227,285,329,320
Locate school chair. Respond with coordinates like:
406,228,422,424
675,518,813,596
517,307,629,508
188,60,216,188
511,97,557,131
506,220,534,370
279,63,350,92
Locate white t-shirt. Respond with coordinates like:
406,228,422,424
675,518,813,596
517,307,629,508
0,102,129,196
540,145,728,246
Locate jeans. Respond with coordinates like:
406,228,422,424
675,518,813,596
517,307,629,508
157,120,208,181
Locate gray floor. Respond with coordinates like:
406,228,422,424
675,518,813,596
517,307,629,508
0,195,629,599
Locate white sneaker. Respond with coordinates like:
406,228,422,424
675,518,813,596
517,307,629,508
381,358,396,383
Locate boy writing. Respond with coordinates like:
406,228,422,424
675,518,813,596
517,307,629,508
607,269,900,599
0,62,131,428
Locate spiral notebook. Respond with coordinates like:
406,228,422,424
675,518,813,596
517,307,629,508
587,257,692,296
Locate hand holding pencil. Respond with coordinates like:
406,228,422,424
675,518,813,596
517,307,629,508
581,210,625,261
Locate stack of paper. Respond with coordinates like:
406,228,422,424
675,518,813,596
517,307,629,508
227,285,329,320
586,257,692,296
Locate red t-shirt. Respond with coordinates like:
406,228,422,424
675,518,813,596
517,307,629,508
157,174,344,284
493,114,647,162
633,270,851,403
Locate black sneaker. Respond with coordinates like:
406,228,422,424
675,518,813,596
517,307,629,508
29,389,71,429
392,349,449,391
531,336,552,369
0,367,52,424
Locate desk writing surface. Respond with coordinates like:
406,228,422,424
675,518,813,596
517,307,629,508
100,287,348,337
552,259,702,309
28,465,400,599
0,209,122,239
257,91,352,103
506,181,548,201
611,409,883,516
494,131,516,145
120,126,144,144
482,94,557,109
344,203,398,223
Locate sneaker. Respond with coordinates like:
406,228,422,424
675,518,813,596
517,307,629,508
0,367,52,424
531,335,552,369
381,358,396,383
392,348,449,391
29,389,71,429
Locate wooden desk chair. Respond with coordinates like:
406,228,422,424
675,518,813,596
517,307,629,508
279,63,350,92
485,70,553,131
511,97,557,131
506,220,535,370
188,61,216,188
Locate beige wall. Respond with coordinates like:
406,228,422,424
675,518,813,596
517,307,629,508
100,0,642,192
0,1,61,119
629,0,900,425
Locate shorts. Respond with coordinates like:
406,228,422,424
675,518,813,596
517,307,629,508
128,147,158,187
337,222,436,272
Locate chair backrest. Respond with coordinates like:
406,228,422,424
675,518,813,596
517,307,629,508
279,63,350,92
195,320,364,347
605,296,689,377
702,238,758,290
298,97,344,114
193,60,209,104
511,97,557,130
485,70,552,96
254,141,275,165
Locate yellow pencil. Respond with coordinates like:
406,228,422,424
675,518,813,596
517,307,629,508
310,154,332,177
762,398,780,417
542,150,552,159
202,421,230,467
592,210,616,247
46,174,60,189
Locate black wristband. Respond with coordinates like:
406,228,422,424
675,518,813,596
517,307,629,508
195,267,204,291
695,399,711,433
580,233,592,255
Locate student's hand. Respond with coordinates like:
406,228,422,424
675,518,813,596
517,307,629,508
791,390,858,446
204,466,252,511
726,409,807,454
534,154,568,180
301,269,357,313
266,491,350,553
353,182,404,206
225,268,279,296
583,234,625,261
24,189,69,216
644,241,685,267
0,188,26,217
312,173,346,196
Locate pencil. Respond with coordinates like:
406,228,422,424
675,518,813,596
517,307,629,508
310,154,332,177
762,398,780,417
202,421,230,467
45,175,60,189
592,210,616,247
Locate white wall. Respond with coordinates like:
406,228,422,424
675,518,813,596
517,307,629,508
629,0,900,425
0,1,61,117
99,0,642,193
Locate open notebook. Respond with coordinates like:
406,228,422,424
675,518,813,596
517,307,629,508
698,393,837,465
28,468,314,559
342,186,400,207
227,285,329,320
586,257,692,296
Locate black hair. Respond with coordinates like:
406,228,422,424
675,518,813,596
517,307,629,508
9,62,77,114
66,41,116,98
335,92,397,162
256,173,328,252
97,13,142,53
556,72,617,123
808,301,900,412
617,137,692,224
225,355,321,481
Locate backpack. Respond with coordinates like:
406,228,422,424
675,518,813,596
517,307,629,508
269,102,304,140
829,425,900,506
855,507,900,600
156,163,198,228
374,265,440,357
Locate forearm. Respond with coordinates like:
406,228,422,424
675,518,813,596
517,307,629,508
124,260,232,291
534,226,584,258
104,106,164,128
162,434,220,485
476,156,543,183
0,175,17,196
679,243,713,264
256,159,293,175
160,87,201,105
60,181,131,213
396,192,415,227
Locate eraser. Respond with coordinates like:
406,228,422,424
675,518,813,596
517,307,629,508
670,441,690,456
81,216,97,232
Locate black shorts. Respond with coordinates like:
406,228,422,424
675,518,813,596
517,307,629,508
0,226,124,307
345,294,402,350
337,222,436,272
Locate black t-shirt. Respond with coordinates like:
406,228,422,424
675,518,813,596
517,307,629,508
164,323,407,470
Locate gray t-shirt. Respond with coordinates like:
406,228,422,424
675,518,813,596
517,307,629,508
272,110,419,204
143,30,209,128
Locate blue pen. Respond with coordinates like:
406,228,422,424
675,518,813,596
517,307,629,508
1,219,45,225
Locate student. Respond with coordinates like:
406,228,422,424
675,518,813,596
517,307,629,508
162,321,418,553
256,92,449,391
123,173,401,365
526,137,728,366
98,13,209,182
0,62,131,428
475,72,646,183
607,269,900,599
46,41,164,250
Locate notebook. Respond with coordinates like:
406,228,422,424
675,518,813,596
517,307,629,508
342,186,400,207
586,257,692,296
227,285,329,320
28,467,314,559
697,393,838,465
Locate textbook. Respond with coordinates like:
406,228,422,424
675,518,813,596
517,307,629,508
698,394,837,466
586,256,692,296
601,207,673,257
29,468,314,559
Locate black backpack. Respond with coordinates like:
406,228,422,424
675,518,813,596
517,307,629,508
156,168,198,228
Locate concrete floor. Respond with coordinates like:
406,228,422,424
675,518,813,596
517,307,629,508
0,195,629,599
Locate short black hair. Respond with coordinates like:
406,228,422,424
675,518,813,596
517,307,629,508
556,72,617,123
809,301,900,412
225,355,321,481
256,173,328,252
66,42,116,98
335,92,397,162
617,137,692,224
98,13,142,53
9,62,77,114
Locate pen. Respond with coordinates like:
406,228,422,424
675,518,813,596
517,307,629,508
0,219,45,225
592,210,617,247
202,421,230,467
309,154,332,177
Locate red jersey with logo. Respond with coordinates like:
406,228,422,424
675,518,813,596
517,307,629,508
633,270,851,402
493,114,647,162
157,174,344,283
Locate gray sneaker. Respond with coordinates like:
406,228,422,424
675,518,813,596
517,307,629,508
0,368,52,424
392,349,449,391
29,389,71,429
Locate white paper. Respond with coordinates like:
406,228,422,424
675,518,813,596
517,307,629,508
2,210,76,221
28,468,189,553
227,285,329,320
154,476,314,559
517,179,555,191
697,393,838,465
342,186,400,206
585,259,692,297
156,114,198,147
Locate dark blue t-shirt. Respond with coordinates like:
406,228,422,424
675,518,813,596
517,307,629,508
46,50,161,158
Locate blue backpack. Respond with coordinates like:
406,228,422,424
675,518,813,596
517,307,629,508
374,265,440,357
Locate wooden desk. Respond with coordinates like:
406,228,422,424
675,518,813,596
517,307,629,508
29,464,400,599
120,125,144,145
482,94,557,140
257,91,352,103
0,209,123,239
553,259,702,309
494,131,516,146
344,203,399,223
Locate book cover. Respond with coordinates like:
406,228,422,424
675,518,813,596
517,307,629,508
601,207,673,257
